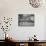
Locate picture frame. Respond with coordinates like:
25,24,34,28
18,14,35,26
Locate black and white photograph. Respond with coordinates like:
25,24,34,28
18,14,35,26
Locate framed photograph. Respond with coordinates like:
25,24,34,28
18,14,35,26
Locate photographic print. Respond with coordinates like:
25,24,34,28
18,14,35,26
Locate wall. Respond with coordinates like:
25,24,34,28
0,0,46,40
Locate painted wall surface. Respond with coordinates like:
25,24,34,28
0,0,46,40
